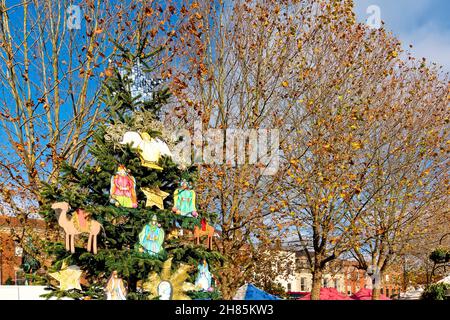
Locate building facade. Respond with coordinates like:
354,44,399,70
275,250,401,298
0,216,46,285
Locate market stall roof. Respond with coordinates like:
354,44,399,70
437,275,450,284
299,288,352,300
399,288,423,300
351,288,390,300
233,283,281,300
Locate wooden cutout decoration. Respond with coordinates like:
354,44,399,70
105,271,127,300
172,180,198,217
49,262,82,291
142,257,195,300
110,165,138,208
138,215,165,256
120,131,172,170
142,187,169,210
195,259,213,291
51,202,102,254
193,218,214,250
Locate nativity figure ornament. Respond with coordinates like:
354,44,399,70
105,270,127,300
142,257,195,300
172,180,198,217
110,165,138,208
138,215,165,256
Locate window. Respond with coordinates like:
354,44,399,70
323,278,328,288
380,288,384,294
286,264,292,275
300,277,307,291
386,288,389,297
287,283,292,292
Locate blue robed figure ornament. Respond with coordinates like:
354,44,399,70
195,259,212,291
138,215,165,256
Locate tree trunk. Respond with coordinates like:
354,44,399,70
372,287,381,300
372,268,384,300
310,269,323,300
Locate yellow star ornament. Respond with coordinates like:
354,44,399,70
142,187,169,210
50,262,82,291
142,257,195,300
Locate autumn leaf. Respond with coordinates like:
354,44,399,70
104,68,113,77
351,141,362,150
145,7,153,16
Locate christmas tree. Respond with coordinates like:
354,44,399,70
39,45,222,300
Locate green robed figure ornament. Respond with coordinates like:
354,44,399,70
172,180,198,217
138,215,164,256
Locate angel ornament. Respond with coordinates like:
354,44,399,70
106,271,127,300
172,180,198,217
120,131,172,170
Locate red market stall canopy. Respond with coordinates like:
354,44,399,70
350,288,390,300
299,288,352,300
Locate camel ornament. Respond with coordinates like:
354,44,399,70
193,218,215,250
51,202,102,254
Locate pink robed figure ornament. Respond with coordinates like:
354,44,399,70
110,165,138,208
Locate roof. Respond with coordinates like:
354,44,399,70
437,275,450,284
299,288,352,300
233,284,281,300
0,216,46,233
350,288,390,300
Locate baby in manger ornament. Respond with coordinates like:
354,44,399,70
138,215,164,256
172,180,198,217
110,165,138,208
142,257,195,300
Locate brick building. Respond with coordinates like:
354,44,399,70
274,250,402,298
0,216,46,285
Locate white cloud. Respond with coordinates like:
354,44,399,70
354,0,450,72
354,0,431,30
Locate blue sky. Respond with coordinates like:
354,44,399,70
354,0,450,72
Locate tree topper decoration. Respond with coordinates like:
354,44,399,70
118,59,164,103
